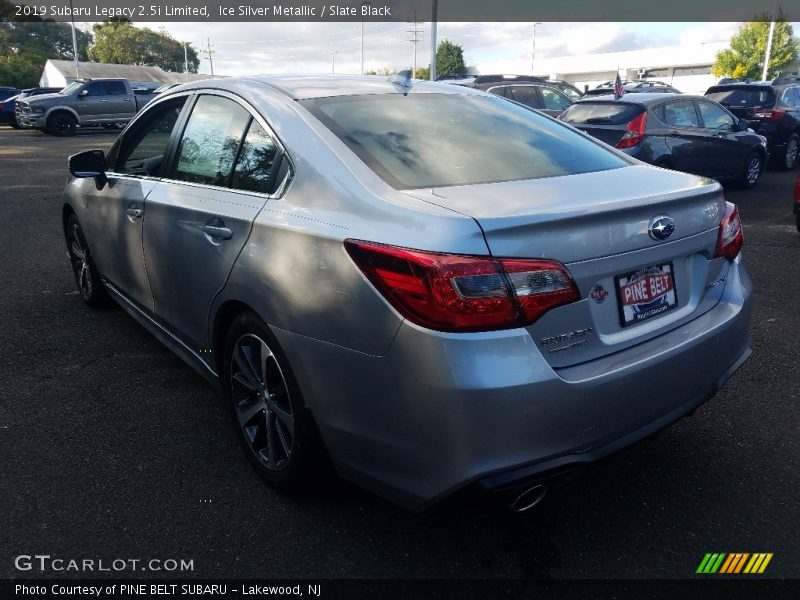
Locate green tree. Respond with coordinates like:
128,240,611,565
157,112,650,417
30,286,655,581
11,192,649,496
89,21,199,73
713,15,798,80
0,0,92,88
414,66,430,80
436,39,467,77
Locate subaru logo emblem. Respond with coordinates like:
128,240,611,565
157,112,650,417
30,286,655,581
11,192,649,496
648,216,675,241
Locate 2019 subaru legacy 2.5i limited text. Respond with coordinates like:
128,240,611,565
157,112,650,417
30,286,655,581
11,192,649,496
62,74,753,511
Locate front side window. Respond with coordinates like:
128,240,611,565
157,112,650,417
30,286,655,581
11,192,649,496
111,96,188,177
663,101,699,128
697,101,734,130
83,82,106,96
539,87,572,111
173,95,251,187
301,93,627,190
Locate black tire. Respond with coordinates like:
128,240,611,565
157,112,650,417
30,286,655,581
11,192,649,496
223,312,324,492
47,113,76,136
796,212,800,234
739,151,763,188
780,133,799,171
65,213,109,307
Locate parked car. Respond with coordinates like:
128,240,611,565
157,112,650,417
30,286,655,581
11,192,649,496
464,74,583,101
584,80,682,96
705,76,800,170
454,75,574,116
560,93,768,187
17,78,157,136
0,94,18,127
0,86,20,100
62,75,752,511
13,87,62,127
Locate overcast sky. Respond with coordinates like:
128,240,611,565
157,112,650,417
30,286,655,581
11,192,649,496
77,21,798,76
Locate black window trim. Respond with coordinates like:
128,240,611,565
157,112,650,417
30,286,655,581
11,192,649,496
159,89,293,199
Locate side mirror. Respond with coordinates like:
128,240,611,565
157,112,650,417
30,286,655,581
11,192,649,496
736,118,750,131
69,149,106,179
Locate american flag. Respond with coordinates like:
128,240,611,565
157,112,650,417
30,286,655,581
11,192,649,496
613,70,624,100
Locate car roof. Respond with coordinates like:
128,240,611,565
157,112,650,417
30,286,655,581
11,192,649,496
576,92,684,104
178,74,479,100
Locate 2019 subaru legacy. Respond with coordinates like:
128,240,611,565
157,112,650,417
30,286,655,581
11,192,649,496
62,75,752,511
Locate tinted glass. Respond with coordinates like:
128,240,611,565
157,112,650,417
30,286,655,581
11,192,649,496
560,102,644,125
106,81,128,95
508,86,540,108
560,87,582,101
539,87,572,111
174,95,251,187
83,82,106,96
113,97,188,177
301,94,627,190
486,86,508,98
697,101,734,129
231,120,279,193
705,87,775,108
663,101,699,128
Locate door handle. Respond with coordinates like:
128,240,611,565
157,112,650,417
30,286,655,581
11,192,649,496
667,131,680,137
126,207,143,219
99,99,109,102
123,98,132,101
203,224,233,240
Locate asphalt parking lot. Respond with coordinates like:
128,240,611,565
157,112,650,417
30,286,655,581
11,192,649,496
1,126,799,581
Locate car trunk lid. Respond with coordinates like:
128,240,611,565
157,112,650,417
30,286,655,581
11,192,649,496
559,100,646,147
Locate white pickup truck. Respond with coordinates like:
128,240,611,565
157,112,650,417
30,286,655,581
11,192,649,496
17,78,157,136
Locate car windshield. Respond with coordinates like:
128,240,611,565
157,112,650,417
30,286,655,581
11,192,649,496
705,87,775,107
60,82,84,95
301,93,627,189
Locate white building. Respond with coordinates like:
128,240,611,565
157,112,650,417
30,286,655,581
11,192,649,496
39,59,222,88
532,42,800,95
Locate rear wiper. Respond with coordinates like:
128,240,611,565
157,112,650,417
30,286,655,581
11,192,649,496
584,117,615,124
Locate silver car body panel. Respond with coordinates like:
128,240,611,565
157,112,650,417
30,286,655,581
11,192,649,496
62,75,753,510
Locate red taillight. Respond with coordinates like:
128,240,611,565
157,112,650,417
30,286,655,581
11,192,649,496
615,111,647,149
344,240,579,332
0,103,4,110
752,108,784,122
715,202,744,261
793,174,800,206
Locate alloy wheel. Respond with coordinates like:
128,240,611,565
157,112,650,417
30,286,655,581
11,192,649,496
68,223,93,298
230,333,294,471
787,138,799,170
746,155,761,185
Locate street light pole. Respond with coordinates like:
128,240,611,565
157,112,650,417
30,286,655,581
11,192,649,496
531,22,542,74
430,0,438,81
762,20,776,81
69,0,79,79
331,51,338,74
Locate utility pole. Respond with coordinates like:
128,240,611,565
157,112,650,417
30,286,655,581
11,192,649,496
407,13,422,77
69,0,79,79
183,42,189,82
203,37,215,76
331,51,338,74
762,20,776,81
430,0,438,81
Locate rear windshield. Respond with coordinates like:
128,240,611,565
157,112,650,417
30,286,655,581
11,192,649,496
705,87,775,108
559,102,644,125
300,93,627,189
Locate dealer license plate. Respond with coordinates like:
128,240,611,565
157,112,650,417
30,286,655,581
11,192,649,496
615,262,678,326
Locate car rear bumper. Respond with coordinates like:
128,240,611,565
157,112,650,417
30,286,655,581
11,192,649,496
276,256,753,511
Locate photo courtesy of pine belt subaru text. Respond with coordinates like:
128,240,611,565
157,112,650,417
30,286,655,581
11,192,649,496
62,74,753,511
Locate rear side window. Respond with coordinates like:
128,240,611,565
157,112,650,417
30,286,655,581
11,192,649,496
560,102,644,125
231,120,279,193
173,95,250,187
663,101,699,128
106,81,128,96
507,86,540,108
301,93,627,190
705,87,775,108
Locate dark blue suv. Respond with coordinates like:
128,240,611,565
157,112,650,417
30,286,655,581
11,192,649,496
560,93,769,188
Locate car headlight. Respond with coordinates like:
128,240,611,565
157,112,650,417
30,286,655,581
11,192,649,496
31,105,45,113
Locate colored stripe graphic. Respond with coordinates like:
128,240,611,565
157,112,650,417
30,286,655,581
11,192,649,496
700,553,773,574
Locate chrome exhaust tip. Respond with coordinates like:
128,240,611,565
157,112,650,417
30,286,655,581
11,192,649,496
509,484,547,513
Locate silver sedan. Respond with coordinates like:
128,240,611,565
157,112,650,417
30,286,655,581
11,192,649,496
62,74,753,511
